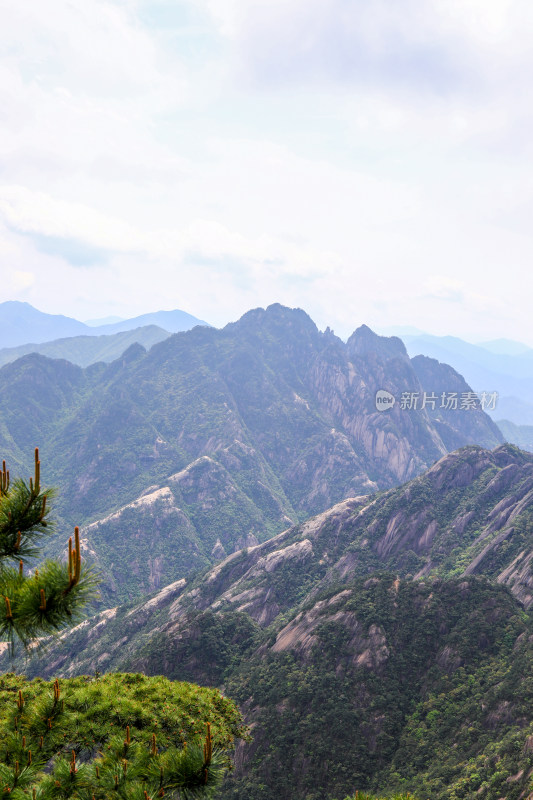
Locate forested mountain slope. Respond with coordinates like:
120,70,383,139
7,444,533,800
0,304,502,605
0,324,171,368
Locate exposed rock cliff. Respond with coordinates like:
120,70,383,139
15,443,533,683
0,304,503,605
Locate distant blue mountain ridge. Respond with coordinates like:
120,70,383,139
398,333,533,433
0,301,210,349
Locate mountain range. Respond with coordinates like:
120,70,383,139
2,304,530,445
1,302,532,799
378,327,533,356
10,443,533,800
0,300,208,349
497,419,533,453
0,325,171,368
401,333,533,428
3,301,531,442
0,304,502,606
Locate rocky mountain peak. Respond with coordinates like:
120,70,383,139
227,303,320,343
346,324,408,361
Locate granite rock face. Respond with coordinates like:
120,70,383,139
15,442,533,685
0,304,502,605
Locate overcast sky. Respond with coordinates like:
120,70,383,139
1,0,532,342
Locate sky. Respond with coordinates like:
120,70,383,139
1,0,532,342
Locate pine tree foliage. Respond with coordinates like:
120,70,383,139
0,673,245,800
0,449,98,650
0,453,247,799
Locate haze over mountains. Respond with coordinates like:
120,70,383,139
2,301,531,440
401,332,533,428
0,303,502,606
0,326,171,368
378,327,533,356
0,300,209,349
2,304,531,448
1,301,533,799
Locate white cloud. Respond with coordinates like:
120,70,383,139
10,271,35,292
0,0,189,191
424,276,465,302
0,185,146,251
0,0,532,344
200,0,533,155
0,177,343,285
203,0,533,81
1,0,173,98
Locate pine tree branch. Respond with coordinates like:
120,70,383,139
0,452,100,653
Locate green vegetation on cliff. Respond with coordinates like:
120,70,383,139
0,672,247,799
0,453,246,799
19,575,533,800
0,305,503,607
212,577,533,800
5,444,533,800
